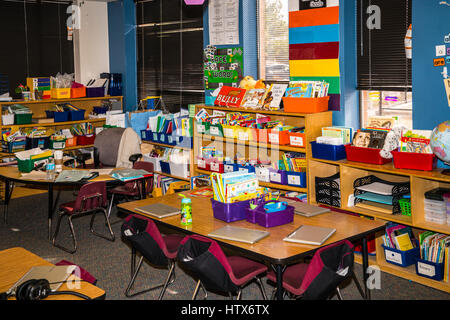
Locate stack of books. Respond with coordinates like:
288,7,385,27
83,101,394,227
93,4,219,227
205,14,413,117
284,80,329,98
382,223,417,251
210,171,264,204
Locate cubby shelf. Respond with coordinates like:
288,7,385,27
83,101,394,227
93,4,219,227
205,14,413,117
308,157,450,292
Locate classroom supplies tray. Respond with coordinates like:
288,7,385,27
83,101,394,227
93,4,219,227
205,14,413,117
211,199,251,223
246,201,295,228
315,172,341,207
391,150,437,171
353,175,410,197
345,145,392,165
310,141,347,161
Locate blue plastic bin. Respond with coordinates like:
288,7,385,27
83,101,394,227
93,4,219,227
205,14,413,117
160,161,171,174
237,165,255,173
310,141,347,161
269,169,288,185
68,109,85,121
382,241,420,267
415,258,444,281
224,163,239,173
286,171,307,188
93,106,109,114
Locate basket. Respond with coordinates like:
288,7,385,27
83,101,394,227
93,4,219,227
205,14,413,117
25,136,50,150
286,171,307,188
282,96,329,113
77,134,95,146
2,139,26,153
169,162,189,178
269,169,288,185
65,136,77,148
53,111,70,123
17,154,51,173
68,109,85,121
315,172,341,207
398,198,411,216
86,87,105,98
209,160,224,173
345,144,391,165
391,151,436,171
2,114,14,125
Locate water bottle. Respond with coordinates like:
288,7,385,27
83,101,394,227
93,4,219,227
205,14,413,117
46,158,55,181
180,196,192,226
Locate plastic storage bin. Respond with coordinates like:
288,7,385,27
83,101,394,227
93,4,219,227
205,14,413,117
49,138,66,150
269,169,287,185
14,113,33,125
398,198,411,216
51,88,71,99
68,109,85,121
345,144,392,165
160,161,171,174
53,111,70,123
93,106,109,114
65,136,77,148
197,157,211,171
86,87,105,98
235,127,252,141
268,130,290,145
77,134,95,146
415,258,444,281
392,151,436,171
289,132,306,148
250,202,295,228
211,199,251,223
2,114,14,125
209,160,224,173
286,171,307,188
143,155,162,172
169,162,189,178
315,172,341,207
71,86,86,99
2,139,26,153
26,136,50,150
222,124,236,139
17,154,51,173
237,164,255,173
282,96,329,113
255,166,270,183
382,242,420,267
310,141,347,161
223,163,238,173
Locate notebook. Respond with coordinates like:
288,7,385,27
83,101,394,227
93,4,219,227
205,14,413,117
285,200,330,217
283,225,336,245
208,225,270,244
7,265,77,295
135,203,181,218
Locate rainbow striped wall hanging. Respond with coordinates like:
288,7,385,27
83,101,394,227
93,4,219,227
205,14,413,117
288,0,341,111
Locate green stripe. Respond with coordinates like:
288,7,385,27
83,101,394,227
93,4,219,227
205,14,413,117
289,76,340,94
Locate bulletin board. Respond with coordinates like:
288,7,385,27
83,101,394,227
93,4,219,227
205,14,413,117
203,45,244,90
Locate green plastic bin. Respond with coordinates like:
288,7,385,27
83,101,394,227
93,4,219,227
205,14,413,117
17,154,51,173
14,113,33,125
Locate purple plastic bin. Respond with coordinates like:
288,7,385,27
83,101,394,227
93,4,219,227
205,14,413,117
254,204,294,228
269,169,288,185
211,199,251,223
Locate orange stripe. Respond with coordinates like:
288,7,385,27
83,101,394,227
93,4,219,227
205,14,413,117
289,7,339,28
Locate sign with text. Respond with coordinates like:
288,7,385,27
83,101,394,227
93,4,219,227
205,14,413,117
204,46,244,90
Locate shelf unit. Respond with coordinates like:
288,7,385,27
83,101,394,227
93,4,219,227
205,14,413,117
192,104,332,196
308,157,450,292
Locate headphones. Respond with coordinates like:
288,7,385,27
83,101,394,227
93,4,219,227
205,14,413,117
14,279,91,301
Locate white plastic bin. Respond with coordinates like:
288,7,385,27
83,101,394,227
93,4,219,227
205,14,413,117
143,154,162,172
170,161,189,178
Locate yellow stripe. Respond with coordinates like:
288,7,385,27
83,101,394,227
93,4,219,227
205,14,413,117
289,59,340,77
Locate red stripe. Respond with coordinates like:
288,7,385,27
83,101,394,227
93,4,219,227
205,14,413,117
289,42,340,60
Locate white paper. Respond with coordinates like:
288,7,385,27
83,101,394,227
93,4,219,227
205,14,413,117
208,0,240,46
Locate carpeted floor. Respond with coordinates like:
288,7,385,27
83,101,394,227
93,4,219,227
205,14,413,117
1,188,449,301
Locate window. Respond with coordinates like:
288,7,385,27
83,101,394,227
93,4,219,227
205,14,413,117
357,0,412,128
136,0,204,113
257,0,290,82
0,0,74,98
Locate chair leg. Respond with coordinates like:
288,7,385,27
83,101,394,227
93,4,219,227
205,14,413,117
158,260,175,300
335,287,344,300
236,289,242,300
90,208,115,242
52,212,77,254
352,272,366,300
256,277,268,300
106,193,115,219
192,280,201,300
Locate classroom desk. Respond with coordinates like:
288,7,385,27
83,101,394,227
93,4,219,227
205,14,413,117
117,192,386,300
0,166,149,240
0,247,105,300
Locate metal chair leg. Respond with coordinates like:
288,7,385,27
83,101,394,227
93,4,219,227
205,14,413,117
336,287,344,300
256,277,268,300
106,193,115,219
192,280,201,300
52,212,77,254
352,272,366,300
236,289,242,300
158,261,175,300
90,208,115,242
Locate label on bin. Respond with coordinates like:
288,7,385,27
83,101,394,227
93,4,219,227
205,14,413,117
210,126,220,135
198,159,206,168
224,165,234,173
268,133,279,144
197,124,205,133
238,131,249,141
385,249,403,264
270,172,282,183
223,128,234,138
288,174,301,185
210,162,220,171
290,136,304,147
417,262,436,277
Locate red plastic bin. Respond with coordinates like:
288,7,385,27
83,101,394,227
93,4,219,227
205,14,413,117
209,160,224,173
289,132,306,148
345,144,391,165
391,150,436,171
268,130,290,145
77,134,95,146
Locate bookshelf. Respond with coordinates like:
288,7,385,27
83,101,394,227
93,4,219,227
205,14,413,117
192,104,332,196
308,157,450,292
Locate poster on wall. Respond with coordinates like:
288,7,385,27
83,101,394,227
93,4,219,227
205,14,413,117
208,0,240,46
203,45,244,90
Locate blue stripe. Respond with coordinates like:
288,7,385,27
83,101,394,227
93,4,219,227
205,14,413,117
289,24,340,44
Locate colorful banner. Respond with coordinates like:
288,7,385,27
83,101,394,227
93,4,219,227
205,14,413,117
288,1,341,111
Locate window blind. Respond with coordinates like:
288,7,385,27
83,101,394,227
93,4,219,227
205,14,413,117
136,0,204,113
357,0,412,91
0,0,74,97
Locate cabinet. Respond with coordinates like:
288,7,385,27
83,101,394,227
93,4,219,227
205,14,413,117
308,157,450,292
192,104,332,195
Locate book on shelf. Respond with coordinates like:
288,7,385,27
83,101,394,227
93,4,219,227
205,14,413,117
321,126,353,145
352,131,371,148
214,86,247,107
400,130,432,154
363,129,389,149
265,83,288,110
241,89,267,109
366,116,397,129
394,233,414,251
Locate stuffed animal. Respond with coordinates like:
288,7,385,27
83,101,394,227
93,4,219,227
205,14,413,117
380,126,406,159
239,76,265,90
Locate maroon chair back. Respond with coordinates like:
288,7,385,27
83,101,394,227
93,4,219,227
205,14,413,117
177,235,238,293
132,161,154,195
74,181,108,212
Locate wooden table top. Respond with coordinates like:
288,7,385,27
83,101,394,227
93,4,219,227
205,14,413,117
118,192,386,265
0,247,105,300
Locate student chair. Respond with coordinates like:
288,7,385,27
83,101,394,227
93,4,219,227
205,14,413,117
106,161,155,219
121,214,184,299
266,240,364,300
51,181,115,254
176,235,268,300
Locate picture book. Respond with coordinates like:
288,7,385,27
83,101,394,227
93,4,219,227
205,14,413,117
241,89,267,109
394,233,414,251
364,129,388,149
367,116,397,129
322,126,353,145
214,86,247,107
266,84,288,110
285,84,312,98
352,131,371,148
400,130,432,154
